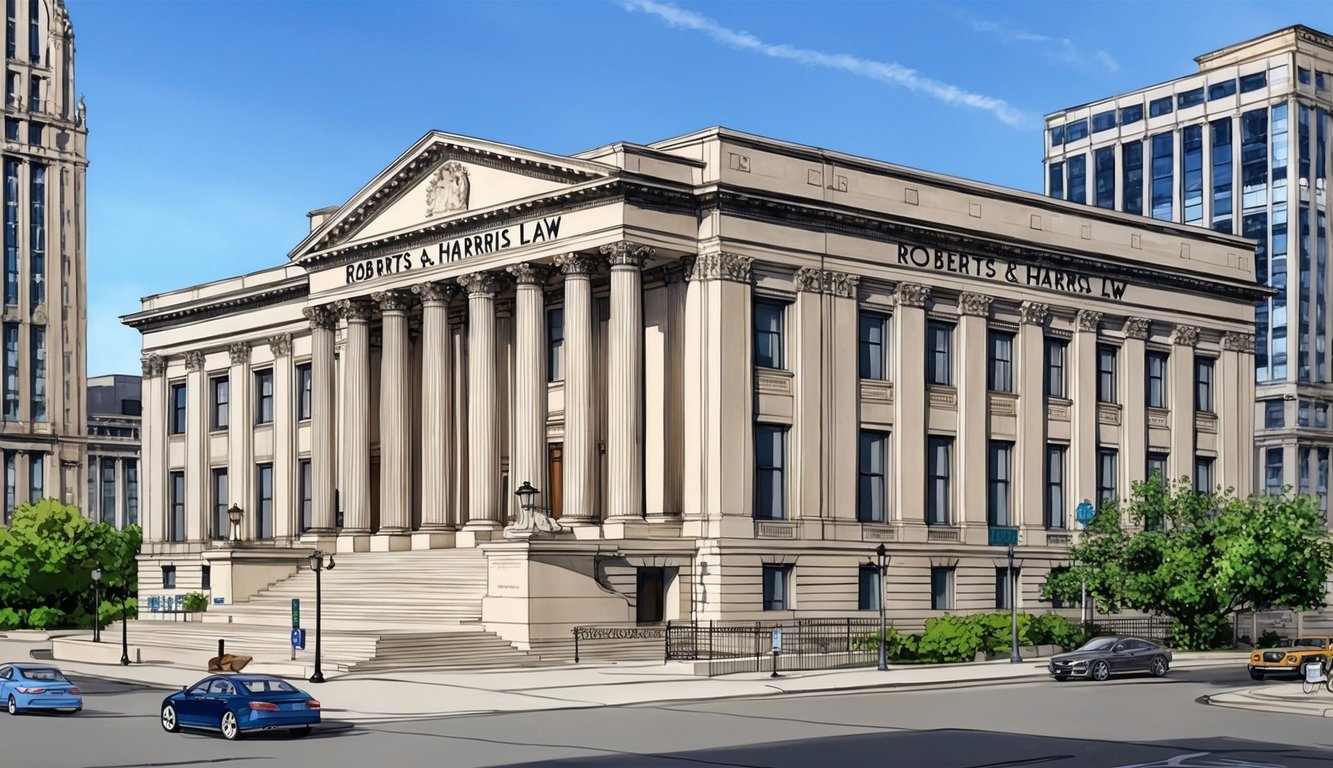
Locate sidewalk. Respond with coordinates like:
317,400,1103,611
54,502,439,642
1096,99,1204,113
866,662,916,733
0,632,1250,723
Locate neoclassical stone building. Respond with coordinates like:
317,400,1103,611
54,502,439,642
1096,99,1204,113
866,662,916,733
124,128,1260,647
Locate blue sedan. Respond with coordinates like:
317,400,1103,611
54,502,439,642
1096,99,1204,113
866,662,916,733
0,663,82,714
160,674,320,740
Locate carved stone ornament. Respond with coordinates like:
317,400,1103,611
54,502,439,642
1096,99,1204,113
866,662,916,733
958,292,993,317
302,305,338,331
600,241,654,268
688,252,754,283
1222,332,1256,353
554,252,599,276
794,267,823,293
506,263,553,285
141,353,165,379
794,268,861,298
372,289,411,313
424,160,470,218
1172,324,1201,347
894,283,930,308
1019,301,1049,326
268,333,292,357
411,281,456,304
228,343,251,365
1122,317,1151,340
457,271,503,297
334,298,375,322
184,350,207,372
1076,309,1103,333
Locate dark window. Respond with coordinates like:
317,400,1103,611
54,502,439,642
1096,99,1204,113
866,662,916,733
1208,79,1236,100
547,306,564,382
169,383,187,435
1149,96,1173,117
1240,71,1267,93
1120,104,1144,125
1091,110,1116,133
753,299,786,369
1094,146,1115,209
299,459,312,533
1177,87,1204,109
25,120,38,146
201,565,211,591
1049,125,1065,148
987,441,1013,527
29,325,43,421
99,457,114,525
1211,118,1233,233
1147,453,1168,488
1146,350,1168,408
162,565,176,589
1151,132,1173,221
211,468,228,541
857,565,880,611
1045,339,1067,398
754,424,787,520
124,459,138,526
210,376,228,431
1195,357,1214,412
1300,67,1312,85
28,162,42,307
926,321,953,386
169,471,185,542
1048,161,1064,200
1122,140,1144,215
1265,400,1285,428
1265,447,1283,494
1097,449,1118,507
255,463,273,539
995,567,1020,610
926,436,952,526
1182,125,1203,224
987,331,1014,392
1097,344,1118,403
858,310,889,380
1195,456,1215,494
254,369,273,424
858,430,888,523
296,363,312,421
1045,444,1066,530
930,567,954,610
1067,154,1086,204
1065,119,1088,142
762,565,792,611
3,118,14,141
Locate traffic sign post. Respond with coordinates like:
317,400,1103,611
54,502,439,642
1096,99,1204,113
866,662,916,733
291,598,300,629
988,526,1021,664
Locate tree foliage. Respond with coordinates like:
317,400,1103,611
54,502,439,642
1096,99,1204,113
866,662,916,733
0,499,141,629
1042,479,1333,650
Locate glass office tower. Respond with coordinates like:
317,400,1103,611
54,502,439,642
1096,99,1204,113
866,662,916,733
1045,25,1333,505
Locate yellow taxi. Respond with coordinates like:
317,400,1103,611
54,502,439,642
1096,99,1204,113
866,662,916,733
1248,635,1333,680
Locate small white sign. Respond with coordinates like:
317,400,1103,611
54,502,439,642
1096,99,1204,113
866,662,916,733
771,628,782,652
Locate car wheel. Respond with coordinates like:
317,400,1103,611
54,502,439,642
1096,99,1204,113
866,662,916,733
161,703,180,733
7,695,18,715
1149,656,1168,678
290,726,313,737
1053,675,1069,682
1249,669,1265,681
1091,660,1111,682
220,710,242,741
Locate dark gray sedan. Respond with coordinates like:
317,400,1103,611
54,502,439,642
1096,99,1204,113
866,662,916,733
1048,636,1173,682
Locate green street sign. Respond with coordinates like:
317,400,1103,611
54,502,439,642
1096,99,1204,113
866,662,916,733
988,527,1018,547
291,598,300,629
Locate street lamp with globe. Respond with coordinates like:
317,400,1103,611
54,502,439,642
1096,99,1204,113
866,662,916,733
308,550,336,683
227,504,243,542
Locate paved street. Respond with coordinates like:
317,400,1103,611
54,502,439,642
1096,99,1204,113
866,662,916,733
4,665,1333,767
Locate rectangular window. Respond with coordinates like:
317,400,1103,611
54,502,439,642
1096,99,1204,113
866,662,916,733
86,459,96,521
201,565,211,591
1208,79,1236,100
1067,154,1086,204
1091,110,1116,133
926,321,953,386
754,424,787,520
1195,357,1214,412
1097,449,1119,506
210,376,228,431
1319,448,1330,514
1045,338,1066,398
857,564,880,611
1049,125,1065,148
1211,118,1233,233
1045,444,1066,530
1146,350,1168,408
3,118,14,142
1065,119,1088,142
296,363,312,421
1300,67,1312,85
2,323,17,421
858,430,889,523
1120,104,1143,125
987,330,1014,392
29,325,43,421
930,567,954,610
1177,87,1204,110
1122,140,1144,215
1048,161,1064,199
1097,344,1118,403
255,463,273,539
1195,456,1215,494
169,471,186,542
761,565,791,611
858,310,889,380
27,75,40,112
1265,400,1285,428
29,163,43,306
995,567,1020,611
5,0,13,59
25,118,37,147
1181,125,1203,224
1094,146,1115,209
124,459,138,527
1265,447,1284,494
753,299,786,370
987,441,1013,527
1147,452,1168,487
4,158,17,305
26,0,38,63
2,450,12,525
254,369,274,424
926,436,952,525
299,459,312,533
162,566,176,590
547,306,564,382
211,468,228,540
1151,132,1174,221
27,452,41,504
100,457,115,525
169,383,187,435
1149,96,1173,117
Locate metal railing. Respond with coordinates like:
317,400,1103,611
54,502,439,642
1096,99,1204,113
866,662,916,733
1080,617,1176,645
571,624,667,663
665,619,884,677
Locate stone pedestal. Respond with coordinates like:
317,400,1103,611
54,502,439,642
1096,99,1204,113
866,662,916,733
411,530,457,550
456,525,499,548
335,533,371,553
370,533,412,552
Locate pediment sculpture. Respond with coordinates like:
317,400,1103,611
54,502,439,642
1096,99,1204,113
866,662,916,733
425,160,471,217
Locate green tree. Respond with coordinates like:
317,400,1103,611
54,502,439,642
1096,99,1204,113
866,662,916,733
0,499,140,629
1043,479,1333,650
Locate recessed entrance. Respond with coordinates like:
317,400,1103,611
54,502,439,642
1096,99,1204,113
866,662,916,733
636,566,665,624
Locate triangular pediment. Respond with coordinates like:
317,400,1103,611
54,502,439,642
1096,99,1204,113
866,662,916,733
289,131,617,262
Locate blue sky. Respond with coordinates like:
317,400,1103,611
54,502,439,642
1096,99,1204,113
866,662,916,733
72,0,1333,376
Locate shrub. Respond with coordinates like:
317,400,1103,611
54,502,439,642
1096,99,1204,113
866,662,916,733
26,606,67,630
1029,614,1080,649
851,627,919,660
182,592,209,613
916,614,986,663
0,607,25,630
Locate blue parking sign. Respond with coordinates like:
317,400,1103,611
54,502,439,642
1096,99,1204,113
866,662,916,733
1075,500,1096,527
291,628,306,650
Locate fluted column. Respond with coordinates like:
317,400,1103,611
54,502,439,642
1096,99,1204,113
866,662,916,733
372,289,413,550
302,305,339,537
508,263,551,520
555,253,598,525
336,298,374,552
458,271,502,543
602,241,652,525
412,282,457,548
449,308,469,529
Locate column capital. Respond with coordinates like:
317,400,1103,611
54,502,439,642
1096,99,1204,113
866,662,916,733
507,262,554,285
335,298,375,322
688,252,753,283
958,292,993,318
1075,310,1103,333
1123,317,1151,339
141,353,165,379
372,288,412,313
1222,332,1256,353
458,271,503,297
795,267,860,298
228,343,251,365
554,252,599,276
894,282,930,308
412,281,458,304
1019,301,1049,326
302,305,339,331
1172,324,1201,347
600,241,653,268
268,333,292,357
184,350,207,372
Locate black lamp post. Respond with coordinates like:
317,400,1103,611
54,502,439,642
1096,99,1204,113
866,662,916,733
227,504,243,542
308,550,335,683
875,544,890,672
91,568,102,643
515,480,538,520
119,584,130,665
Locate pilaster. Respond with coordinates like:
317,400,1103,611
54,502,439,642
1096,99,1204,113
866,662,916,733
1169,324,1199,485
1016,302,1048,530
958,292,990,530
1071,310,1101,509
268,333,295,540
226,343,253,538
892,283,929,525
184,350,208,542
140,354,167,544
1221,332,1255,496
1122,317,1149,488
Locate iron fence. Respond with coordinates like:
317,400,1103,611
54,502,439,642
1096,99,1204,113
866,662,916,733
571,624,666,663
1080,617,1176,645
665,619,885,676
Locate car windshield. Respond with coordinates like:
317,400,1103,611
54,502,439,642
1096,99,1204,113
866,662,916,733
1077,638,1119,652
22,668,68,682
240,679,298,694
1292,638,1328,648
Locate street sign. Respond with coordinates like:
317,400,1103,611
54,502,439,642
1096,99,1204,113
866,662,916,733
1075,500,1096,527
988,526,1018,547
770,628,782,652
291,598,300,629
291,628,306,650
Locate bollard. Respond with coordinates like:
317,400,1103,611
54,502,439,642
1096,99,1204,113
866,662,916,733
218,639,225,658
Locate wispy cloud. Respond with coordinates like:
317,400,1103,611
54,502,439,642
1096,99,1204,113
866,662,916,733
955,11,1119,74
621,0,1027,127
